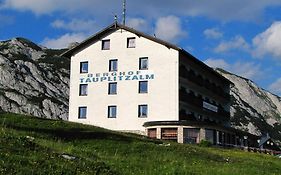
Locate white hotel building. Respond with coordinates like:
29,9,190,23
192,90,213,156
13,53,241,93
62,23,257,146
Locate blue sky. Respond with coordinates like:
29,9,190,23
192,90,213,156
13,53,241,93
1,0,281,96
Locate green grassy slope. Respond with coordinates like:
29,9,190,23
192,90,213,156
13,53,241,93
0,113,280,175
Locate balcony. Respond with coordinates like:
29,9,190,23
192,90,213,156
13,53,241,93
179,109,197,121
179,65,230,100
179,88,230,122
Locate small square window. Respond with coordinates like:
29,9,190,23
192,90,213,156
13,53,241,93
139,57,148,70
108,106,117,118
108,82,117,95
79,84,88,96
102,39,110,50
109,59,118,72
127,37,136,48
138,105,148,118
78,107,87,119
139,81,148,93
80,61,88,73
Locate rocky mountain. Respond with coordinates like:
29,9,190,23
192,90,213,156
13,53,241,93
216,68,281,141
0,38,280,141
0,38,69,119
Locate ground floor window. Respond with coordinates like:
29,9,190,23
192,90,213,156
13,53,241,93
108,106,117,118
205,129,214,144
148,128,157,139
161,128,177,140
78,106,87,119
183,128,200,144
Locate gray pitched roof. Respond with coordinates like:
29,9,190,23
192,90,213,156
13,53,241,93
61,22,232,85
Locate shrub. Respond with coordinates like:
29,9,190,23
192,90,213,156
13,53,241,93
198,140,212,147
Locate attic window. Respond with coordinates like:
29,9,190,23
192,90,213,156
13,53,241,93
127,37,135,48
102,39,110,50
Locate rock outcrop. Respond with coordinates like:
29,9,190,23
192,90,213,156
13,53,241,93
0,38,69,119
217,69,281,140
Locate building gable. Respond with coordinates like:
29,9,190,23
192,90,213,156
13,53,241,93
61,23,180,58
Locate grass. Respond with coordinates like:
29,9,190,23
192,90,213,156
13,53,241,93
0,113,280,175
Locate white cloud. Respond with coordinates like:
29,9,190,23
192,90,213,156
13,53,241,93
252,21,281,59
127,18,150,33
204,28,223,39
155,16,187,42
214,35,250,53
269,78,281,95
231,62,264,80
204,58,265,80
51,19,97,32
3,0,281,22
41,33,87,49
204,58,229,69
1,0,60,15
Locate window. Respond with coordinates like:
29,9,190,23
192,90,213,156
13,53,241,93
78,107,87,119
108,106,117,118
139,81,148,93
79,84,88,96
80,61,88,73
139,57,148,70
108,82,117,95
102,39,110,50
148,128,157,139
138,105,148,117
161,128,178,140
109,59,118,72
127,37,136,48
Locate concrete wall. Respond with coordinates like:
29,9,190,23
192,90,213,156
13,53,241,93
69,29,179,132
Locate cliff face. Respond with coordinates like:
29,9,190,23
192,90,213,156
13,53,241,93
0,38,69,119
216,69,281,140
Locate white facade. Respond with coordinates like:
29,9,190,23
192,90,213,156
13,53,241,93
68,28,179,133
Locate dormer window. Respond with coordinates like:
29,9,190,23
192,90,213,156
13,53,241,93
102,39,110,50
127,37,136,48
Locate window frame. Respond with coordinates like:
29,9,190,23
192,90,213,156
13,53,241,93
109,59,118,72
80,61,88,73
139,57,148,70
138,105,148,118
102,39,110,50
108,82,117,95
78,106,87,119
108,105,117,118
139,81,148,93
79,84,88,96
127,37,136,48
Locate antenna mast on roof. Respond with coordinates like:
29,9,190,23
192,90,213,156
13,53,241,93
122,0,126,25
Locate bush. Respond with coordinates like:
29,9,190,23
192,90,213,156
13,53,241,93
198,140,212,147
